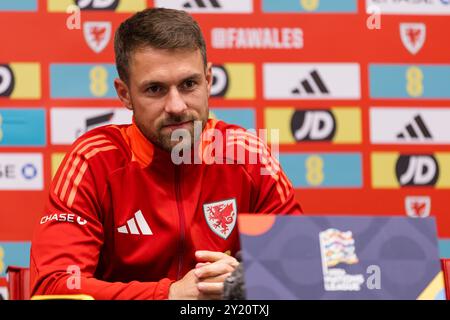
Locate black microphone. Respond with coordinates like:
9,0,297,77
223,251,246,300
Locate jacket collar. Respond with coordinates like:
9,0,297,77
123,118,218,168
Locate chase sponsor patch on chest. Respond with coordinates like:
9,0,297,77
203,199,237,239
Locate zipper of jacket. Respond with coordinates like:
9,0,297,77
174,165,186,280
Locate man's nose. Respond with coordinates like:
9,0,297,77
164,87,188,115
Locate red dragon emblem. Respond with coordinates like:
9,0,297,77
405,196,430,218
83,22,112,54
204,200,237,239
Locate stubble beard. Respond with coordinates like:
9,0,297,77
137,113,207,153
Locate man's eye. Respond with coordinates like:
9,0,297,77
183,80,196,90
147,85,162,94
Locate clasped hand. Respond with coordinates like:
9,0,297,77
168,250,239,300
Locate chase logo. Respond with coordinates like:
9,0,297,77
47,0,145,12
0,153,43,190
50,64,118,99
0,108,46,146
370,64,450,99
372,153,450,189
0,63,41,99
263,0,357,13
211,64,255,99
0,0,37,11
280,153,362,188
265,107,361,144
154,0,253,13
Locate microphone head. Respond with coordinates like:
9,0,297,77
223,251,246,300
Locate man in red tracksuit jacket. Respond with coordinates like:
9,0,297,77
30,8,302,300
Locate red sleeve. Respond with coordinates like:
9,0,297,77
248,144,303,215
249,164,302,215
225,127,303,215
30,133,174,300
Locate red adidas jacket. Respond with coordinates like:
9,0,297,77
30,119,302,299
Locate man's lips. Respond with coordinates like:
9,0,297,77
161,120,193,130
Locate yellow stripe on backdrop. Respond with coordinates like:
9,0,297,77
47,0,75,12
333,107,361,143
265,108,296,143
436,153,450,188
371,153,400,188
47,0,146,12
9,63,41,99
52,153,66,178
223,63,255,99
116,0,146,12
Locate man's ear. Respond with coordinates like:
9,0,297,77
114,78,133,110
205,62,213,98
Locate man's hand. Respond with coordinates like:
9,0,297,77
168,250,239,300
168,268,201,300
195,251,239,299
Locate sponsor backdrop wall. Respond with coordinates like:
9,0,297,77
1,0,450,288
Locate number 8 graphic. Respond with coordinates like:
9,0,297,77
406,66,424,98
306,155,324,186
301,0,319,11
90,65,108,97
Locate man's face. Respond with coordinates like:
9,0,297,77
115,47,212,152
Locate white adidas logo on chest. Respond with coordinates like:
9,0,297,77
117,210,153,235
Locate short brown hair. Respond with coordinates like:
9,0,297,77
114,8,208,83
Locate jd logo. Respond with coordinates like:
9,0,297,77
75,0,119,10
211,65,229,97
0,65,14,97
291,110,336,142
396,155,439,186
